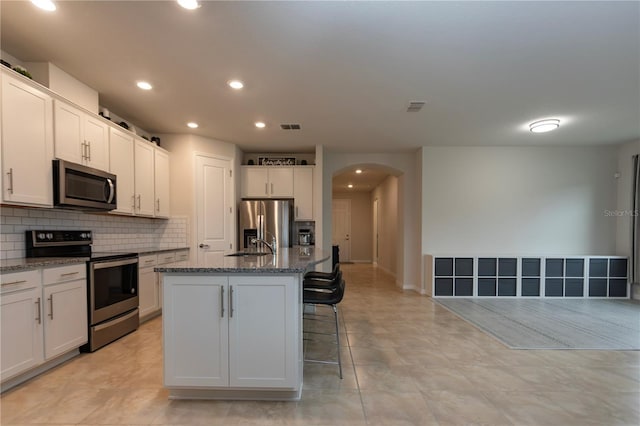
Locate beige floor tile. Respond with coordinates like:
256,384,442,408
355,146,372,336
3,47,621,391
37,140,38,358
2,263,639,426
361,390,438,426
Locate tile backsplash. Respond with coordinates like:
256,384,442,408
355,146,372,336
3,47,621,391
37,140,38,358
0,206,188,260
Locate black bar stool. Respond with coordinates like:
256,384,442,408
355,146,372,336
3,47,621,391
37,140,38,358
303,272,346,378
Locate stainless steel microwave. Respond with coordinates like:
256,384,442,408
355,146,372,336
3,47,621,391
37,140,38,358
53,159,117,211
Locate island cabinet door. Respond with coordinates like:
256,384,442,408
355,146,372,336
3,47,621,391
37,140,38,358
163,275,229,387
228,275,299,389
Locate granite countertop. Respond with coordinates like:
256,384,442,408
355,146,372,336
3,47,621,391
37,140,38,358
1,257,89,273
126,247,190,255
155,246,330,274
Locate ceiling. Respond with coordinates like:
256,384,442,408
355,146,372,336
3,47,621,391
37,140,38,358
1,1,639,157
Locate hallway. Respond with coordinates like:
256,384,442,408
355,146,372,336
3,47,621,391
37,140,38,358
1,263,639,425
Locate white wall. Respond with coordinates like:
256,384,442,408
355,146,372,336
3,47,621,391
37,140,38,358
370,176,398,275
421,146,618,261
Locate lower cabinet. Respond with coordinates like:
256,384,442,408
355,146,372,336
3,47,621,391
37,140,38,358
163,274,299,390
1,271,44,380
138,255,159,321
1,264,87,384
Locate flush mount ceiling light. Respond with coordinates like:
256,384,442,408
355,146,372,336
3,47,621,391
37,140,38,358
355,169,363,174
177,0,200,10
136,81,153,90
228,80,244,90
347,184,354,189
31,0,56,11
187,122,198,128
255,122,266,129
529,119,560,133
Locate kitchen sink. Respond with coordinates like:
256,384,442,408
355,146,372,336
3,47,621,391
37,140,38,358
226,252,271,257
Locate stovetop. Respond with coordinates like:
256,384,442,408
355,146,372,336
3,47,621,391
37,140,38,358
25,230,137,261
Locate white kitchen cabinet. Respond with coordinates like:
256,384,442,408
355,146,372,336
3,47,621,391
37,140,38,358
134,139,155,217
0,270,44,381
108,127,135,215
138,254,159,321
154,148,170,218
241,166,294,198
1,70,54,207
174,250,190,266
163,274,299,390
293,166,314,220
53,100,109,171
41,264,87,360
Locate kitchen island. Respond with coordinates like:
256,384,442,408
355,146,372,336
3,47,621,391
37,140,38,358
155,246,330,401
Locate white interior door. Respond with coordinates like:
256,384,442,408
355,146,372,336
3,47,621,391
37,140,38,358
196,155,233,264
332,199,351,262
373,198,379,265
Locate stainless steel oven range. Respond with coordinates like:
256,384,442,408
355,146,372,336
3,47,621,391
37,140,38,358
26,230,139,352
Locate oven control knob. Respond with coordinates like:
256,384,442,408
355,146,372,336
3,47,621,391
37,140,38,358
37,233,46,240
131,288,136,294
46,233,53,240
86,232,91,239
81,233,89,239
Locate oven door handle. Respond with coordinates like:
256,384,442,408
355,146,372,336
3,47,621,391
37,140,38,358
93,309,138,332
92,257,138,270
106,178,115,204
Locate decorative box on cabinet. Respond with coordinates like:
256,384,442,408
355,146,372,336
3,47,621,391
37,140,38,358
1,69,54,207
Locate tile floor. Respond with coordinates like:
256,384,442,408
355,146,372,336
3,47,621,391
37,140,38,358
1,263,639,425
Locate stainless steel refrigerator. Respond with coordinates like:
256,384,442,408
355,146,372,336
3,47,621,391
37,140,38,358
238,199,293,251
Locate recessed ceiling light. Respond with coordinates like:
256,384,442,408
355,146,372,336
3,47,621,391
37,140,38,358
228,80,244,90
187,122,198,128
355,169,363,174
529,119,560,133
255,122,266,129
31,0,56,11
136,81,153,90
347,184,354,189
177,0,200,10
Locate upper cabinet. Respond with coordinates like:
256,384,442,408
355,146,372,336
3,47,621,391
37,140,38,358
293,166,314,220
1,70,54,207
154,148,170,218
241,166,293,198
134,139,156,217
109,127,135,215
54,100,109,171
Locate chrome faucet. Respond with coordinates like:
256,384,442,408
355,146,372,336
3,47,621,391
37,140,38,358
251,237,276,254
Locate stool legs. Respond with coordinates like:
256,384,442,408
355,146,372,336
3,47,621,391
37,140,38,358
303,303,343,379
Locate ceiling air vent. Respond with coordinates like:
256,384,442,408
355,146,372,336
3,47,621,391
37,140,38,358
407,101,426,112
280,124,301,130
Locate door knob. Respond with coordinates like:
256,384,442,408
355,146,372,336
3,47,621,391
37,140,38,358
199,244,210,249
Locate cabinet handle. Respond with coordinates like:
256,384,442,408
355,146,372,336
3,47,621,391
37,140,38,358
35,298,42,324
60,272,79,277
229,285,234,318
137,194,141,209
156,198,160,212
271,183,274,194
1,279,26,287
296,206,299,218
220,286,225,318
81,142,85,160
87,141,91,161
265,183,268,195
6,168,13,194
48,295,54,319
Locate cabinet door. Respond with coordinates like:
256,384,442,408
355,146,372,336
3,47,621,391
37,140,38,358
163,275,229,387
241,167,269,198
138,266,158,319
134,140,155,217
293,167,314,220
43,280,87,360
1,72,54,206
109,127,135,215
53,100,84,165
83,115,109,171
154,148,170,218
268,168,294,197
1,286,44,381
228,275,298,388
